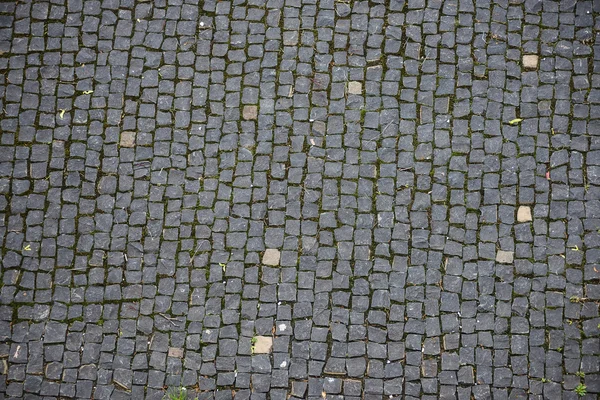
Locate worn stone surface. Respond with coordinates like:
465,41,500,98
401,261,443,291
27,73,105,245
242,105,258,120
168,347,184,358
120,131,136,148
0,1,598,399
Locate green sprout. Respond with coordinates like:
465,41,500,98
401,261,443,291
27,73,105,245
575,383,587,397
163,387,189,400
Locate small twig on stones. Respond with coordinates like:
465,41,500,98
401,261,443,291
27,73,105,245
189,244,203,266
158,313,182,326
113,380,131,392
382,121,396,136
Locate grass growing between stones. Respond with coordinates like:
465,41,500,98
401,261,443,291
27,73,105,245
163,387,194,400
575,383,587,397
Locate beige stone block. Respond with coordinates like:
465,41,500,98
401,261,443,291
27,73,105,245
262,249,280,266
253,336,273,354
496,250,514,264
348,81,362,95
523,55,538,69
517,206,532,222
168,347,184,358
243,105,258,120
120,131,136,148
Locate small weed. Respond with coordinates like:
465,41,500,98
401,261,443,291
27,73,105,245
576,371,585,378
556,347,563,352
541,378,549,383
250,336,258,354
163,387,189,400
575,383,587,397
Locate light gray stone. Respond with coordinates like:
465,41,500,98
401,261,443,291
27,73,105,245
263,249,280,266
496,250,514,264
348,81,362,95
523,55,538,69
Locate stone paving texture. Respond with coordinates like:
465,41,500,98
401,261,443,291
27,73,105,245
1,0,600,399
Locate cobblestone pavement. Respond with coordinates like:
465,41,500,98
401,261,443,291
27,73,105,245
2,0,600,399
